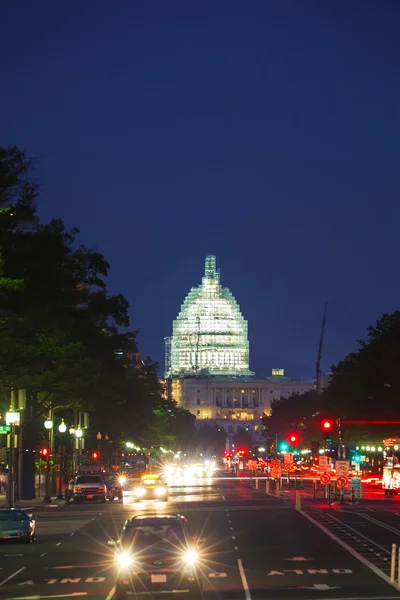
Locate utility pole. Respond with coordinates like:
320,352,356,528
316,302,328,395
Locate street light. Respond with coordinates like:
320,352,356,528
43,419,53,503
69,427,76,477
6,410,20,509
75,426,83,468
57,420,67,500
96,432,102,460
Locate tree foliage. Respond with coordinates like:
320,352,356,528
0,146,192,451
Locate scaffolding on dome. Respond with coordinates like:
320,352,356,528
165,255,253,378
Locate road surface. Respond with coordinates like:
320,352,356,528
1,476,400,599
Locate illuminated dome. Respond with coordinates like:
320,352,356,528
165,256,253,377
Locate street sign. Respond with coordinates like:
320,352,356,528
318,456,332,473
320,473,331,485
336,460,350,478
0,425,10,434
284,452,294,464
337,475,349,488
271,459,282,478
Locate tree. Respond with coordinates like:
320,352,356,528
263,391,327,448
325,311,400,424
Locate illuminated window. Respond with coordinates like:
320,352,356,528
272,369,284,376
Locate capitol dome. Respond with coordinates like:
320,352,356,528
165,255,253,377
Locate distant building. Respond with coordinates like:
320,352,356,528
165,255,253,378
115,333,142,374
163,255,315,445
166,370,314,445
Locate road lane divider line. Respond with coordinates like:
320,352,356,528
232,535,236,539
325,514,390,556
0,566,26,587
237,558,251,600
56,542,62,546
358,512,400,536
234,546,239,550
300,511,398,590
105,585,115,600
40,553,47,557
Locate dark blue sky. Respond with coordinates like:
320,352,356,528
2,1,400,379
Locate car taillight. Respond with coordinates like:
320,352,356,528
75,487,81,492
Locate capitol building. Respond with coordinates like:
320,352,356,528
164,255,315,444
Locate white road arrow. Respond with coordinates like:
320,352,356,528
284,557,314,561
302,584,342,590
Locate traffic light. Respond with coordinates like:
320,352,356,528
40,447,49,459
279,441,288,452
288,432,299,446
322,419,333,432
91,451,99,460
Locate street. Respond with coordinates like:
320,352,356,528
2,477,400,600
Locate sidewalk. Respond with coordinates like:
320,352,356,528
0,493,67,509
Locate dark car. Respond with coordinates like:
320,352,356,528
105,475,124,502
109,514,202,600
0,509,36,543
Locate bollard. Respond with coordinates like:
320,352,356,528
255,478,259,490
391,544,396,583
266,480,270,494
276,480,280,498
398,547,400,588
295,490,301,511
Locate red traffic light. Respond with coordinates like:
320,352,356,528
40,447,49,457
322,420,333,430
91,451,99,460
288,433,299,444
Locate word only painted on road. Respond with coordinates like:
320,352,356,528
17,577,106,586
267,568,353,576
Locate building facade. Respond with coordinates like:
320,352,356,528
164,255,315,446
165,255,253,378
168,371,315,445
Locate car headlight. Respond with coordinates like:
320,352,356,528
118,476,127,485
134,487,146,497
117,552,134,568
155,487,166,496
184,550,198,565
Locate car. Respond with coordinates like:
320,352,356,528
73,474,107,503
132,473,168,501
105,475,124,502
0,509,36,543
109,514,203,600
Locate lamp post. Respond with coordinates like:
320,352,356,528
105,434,110,471
57,420,67,500
6,410,20,509
43,419,53,503
96,432,102,462
69,427,76,477
75,426,83,468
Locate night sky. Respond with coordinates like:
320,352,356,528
2,2,400,379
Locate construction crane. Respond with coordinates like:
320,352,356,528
315,301,328,395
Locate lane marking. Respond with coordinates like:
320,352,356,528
5,554,23,557
69,533,74,536
324,514,390,556
40,553,47,558
300,511,398,590
234,546,239,550
56,542,62,546
0,566,26,587
232,535,236,539
237,558,251,600
105,586,115,600
358,512,400,536
8,594,87,599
